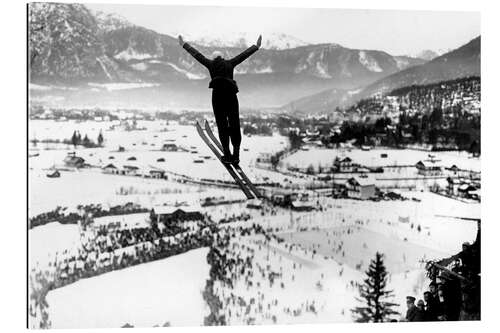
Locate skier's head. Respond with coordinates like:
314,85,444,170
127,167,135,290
211,50,224,59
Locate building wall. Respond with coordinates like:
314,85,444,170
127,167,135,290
360,185,376,200
347,188,361,199
417,167,442,176
347,184,376,200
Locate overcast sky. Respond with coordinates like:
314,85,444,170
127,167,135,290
86,4,480,55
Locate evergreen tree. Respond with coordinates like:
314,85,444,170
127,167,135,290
97,131,104,146
306,164,315,175
351,252,399,322
71,130,78,147
82,134,90,147
288,131,303,150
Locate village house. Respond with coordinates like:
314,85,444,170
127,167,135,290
266,190,299,207
122,165,140,176
415,160,442,176
312,187,335,197
334,157,355,173
345,175,377,200
162,143,179,152
46,169,61,178
63,152,85,168
446,165,473,178
102,163,120,175
446,177,480,201
150,204,203,225
256,152,273,164
457,183,479,199
290,194,316,211
143,166,166,179
446,177,461,196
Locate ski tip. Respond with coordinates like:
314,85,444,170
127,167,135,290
195,121,204,130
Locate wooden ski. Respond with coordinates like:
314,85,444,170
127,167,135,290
195,121,254,199
204,120,264,199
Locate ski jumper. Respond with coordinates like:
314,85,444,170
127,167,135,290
183,42,259,158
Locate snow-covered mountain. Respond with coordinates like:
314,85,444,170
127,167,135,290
358,37,480,99
407,49,454,62
284,37,481,114
93,10,134,32
176,32,309,50
413,49,439,61
28,3,426,108
28,3,106,80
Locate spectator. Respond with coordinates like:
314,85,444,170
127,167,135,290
429,282,438,300
437,287,448,321
414,300,426,321
423,291,438,321
405,296,418,322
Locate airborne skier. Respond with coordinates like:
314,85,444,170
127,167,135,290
178,34,262,164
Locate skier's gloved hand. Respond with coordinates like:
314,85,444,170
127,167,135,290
178,35,184,46
256,35,262,48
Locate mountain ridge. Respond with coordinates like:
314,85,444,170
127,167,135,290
283,36,480,114
28,2,428,109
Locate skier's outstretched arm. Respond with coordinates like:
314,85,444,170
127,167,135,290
179,35,210,68
230,35,262,67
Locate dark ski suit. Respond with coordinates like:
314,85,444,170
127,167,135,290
183,42,259,158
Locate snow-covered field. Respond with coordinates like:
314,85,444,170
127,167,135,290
29,120,288,216
46,248,210,328
211,231,429,324
279,226,447,274
282,147,480,172
210,194,478,324
30,192,478,327
29,120,287,173
29,222,81,267
29,169,215,217
29,119,480,327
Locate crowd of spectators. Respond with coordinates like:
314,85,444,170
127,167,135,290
30,202,481,327
203,223,277,325
29,203,148,229
405,224,480,322
404,282,457,322
29,214,216,328
203,222,331,325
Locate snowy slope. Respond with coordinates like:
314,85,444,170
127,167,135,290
46,248,210,328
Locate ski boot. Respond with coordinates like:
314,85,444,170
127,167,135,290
221,150,233,164
232,146,240,165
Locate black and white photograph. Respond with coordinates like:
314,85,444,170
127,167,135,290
26,1,482,329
